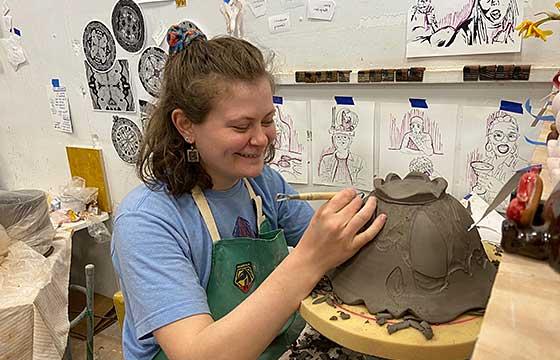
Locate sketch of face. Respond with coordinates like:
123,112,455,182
478,0,508,25
410,117,424,135
333,133,353,151
341,110,353,129
416,0,431,12
488,120,519,157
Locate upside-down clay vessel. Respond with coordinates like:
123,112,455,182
329,172,497,323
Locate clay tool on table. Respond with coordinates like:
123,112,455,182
276,192,365,202
467,164,541,231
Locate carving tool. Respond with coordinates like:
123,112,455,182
276,192,365,202
467,165,542,231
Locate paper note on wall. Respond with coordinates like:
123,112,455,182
47,83,73,134
307,0,336,21
268,14,290,34
247,0,266,18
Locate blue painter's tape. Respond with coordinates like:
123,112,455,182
273,96,283,105
51,79,60,88
223,0,231,3
335,96,354,105
524,135,547,146
500,100,523,114
524,99,555,122
13,27,21,36
409,98,428,109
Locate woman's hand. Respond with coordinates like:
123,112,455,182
293,188,386,276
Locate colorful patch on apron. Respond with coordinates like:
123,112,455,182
232,216,256,238
234,262,255,293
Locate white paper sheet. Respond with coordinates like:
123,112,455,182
307,0,336,21
247,0,267,18
270,100,309,184
406,0,523,58
47,85,73,134
268,13,291,34
311,100,375,190
461,193,504,245
457,103,542,207
378,102,458,188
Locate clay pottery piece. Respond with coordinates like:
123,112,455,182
329,172,497,324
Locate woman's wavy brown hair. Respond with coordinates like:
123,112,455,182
137,36,275,196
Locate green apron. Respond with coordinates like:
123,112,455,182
154,179,305,360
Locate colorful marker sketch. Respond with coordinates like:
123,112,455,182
311,100,374,190
388,108,443,155
379,103,457,190
407,0,523,58
270,100,309,184
466,110,528,205
457,104,542,207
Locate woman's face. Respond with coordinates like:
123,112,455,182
410,120,423,134
333,133,352,150
488,120,518,157
188,76,276,190
478,0,508,25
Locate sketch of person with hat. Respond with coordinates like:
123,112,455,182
399,114,435,155
318,107,365,185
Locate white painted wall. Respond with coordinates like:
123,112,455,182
0,0,557,295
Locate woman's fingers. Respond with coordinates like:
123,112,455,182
337,194,366,222
352,213,387,250
323,188,358,214
344,196,377,234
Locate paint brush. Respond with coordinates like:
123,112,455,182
275,191,365,202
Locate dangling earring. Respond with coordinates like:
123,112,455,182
185,137,200,163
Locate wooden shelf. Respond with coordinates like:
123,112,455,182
274,66,558,85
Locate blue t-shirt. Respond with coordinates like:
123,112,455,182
111,166,314,360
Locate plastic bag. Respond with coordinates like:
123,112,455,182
86,217,111,244
0,190,55,255
59,176,98,213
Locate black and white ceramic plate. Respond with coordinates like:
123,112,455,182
82,20,116,72
111,0,146,53
111,115,142,164
138,47,167,98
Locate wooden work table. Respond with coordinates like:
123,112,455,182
471,252,560,359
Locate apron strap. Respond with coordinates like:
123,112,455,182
191,180,265,242
243,179,265,233
192,186,221,243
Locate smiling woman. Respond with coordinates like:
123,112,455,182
111,19,386,360
172,77,277,190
